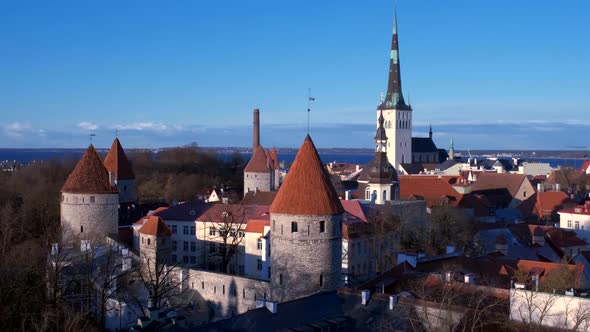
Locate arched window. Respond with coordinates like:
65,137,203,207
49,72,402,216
383,190,387,202
365,187,371,200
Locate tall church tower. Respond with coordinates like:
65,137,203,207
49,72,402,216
379,6,412,170
366,110,399,204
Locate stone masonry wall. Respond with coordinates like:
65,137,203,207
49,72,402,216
270,213,343,302
115,179,135,203
244,172,271,195
61,193,119,243
184,269,270,320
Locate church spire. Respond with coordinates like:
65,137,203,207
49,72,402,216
375,110,388,153
429,124,432,139
381,4,409,110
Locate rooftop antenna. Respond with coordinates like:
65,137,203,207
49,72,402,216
115,128,118,138
89,133,96,145
307,88,315,134
379,91,384,104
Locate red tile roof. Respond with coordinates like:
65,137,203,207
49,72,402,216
240,191,277,206
503,259,583,282
245,219,270,234
470,173,527,198
270,135,344,215
134,207,169,226
558,202,590,216
536,191,574,218
244,145,271,173
103,138,135,180
199,204,270,223
399,175,463,208
580,160,590,174
271,147,280,170
61,145,118,194
139,215,172,237
341,200,368,223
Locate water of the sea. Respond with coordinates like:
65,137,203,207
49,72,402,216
0,149,584,170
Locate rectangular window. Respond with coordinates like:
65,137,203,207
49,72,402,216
190,226,195,235
291,222,298,233
190,242,196,252
238,231,245,238
279,274,283,285
273,220,275,231
267,266,271,279
202,281,205,289
183,226,189,235
257,259,262,271
229,230,236,237
320,220,325,233
257,239,262,250
172,254,177,262
172,225,177,234
89,196,95,203
319,274,323,287
568,220,572,228
576,221,580,229
183,256,188,264
172,241,177,251
190,256,196,264
183,241,188,251
209,227,216,236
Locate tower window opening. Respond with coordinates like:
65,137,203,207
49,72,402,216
291,222,298,233
320,274,324,287
279,274,283,285
320,220,325,233
80,225,84,233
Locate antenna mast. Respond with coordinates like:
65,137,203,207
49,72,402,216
307,88,315,134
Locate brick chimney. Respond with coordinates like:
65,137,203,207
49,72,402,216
253,108,260,149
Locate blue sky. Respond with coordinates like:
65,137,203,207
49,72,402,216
0,0,589,150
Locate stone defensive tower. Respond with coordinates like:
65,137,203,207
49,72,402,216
379,6,412,170
269,135,344,303
244,108,273,195
60,145,119,244
103,137,136,204
138,215,172,281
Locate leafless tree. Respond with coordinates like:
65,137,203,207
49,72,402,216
205,205,247,274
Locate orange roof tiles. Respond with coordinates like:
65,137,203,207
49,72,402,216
139,215,172,237
399,175,463,208
471,173,527,197
536,191,573,218
61,145,118,194
244,145,271,173
103,138,135,180
271,147,280,170
245,219,270,234
270,135,344,215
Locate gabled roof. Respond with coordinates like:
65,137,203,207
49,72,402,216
139,215,172,237
154,200,212,222
61,145,118,194
103,138,135,180
471,173,528,198
244,145,271,173
399,175,463,208
411,137,438,153
199,204,270,224
240,191,277,206
270,135,344,215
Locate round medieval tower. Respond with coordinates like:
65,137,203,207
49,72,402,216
138,216,172,277
269,134,344,303
60,145,119,244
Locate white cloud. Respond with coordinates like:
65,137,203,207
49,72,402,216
77,121,98,131
112,122,169,131
2,122,35,138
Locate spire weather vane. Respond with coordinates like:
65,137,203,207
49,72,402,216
89,133,96,145
307,88,315,134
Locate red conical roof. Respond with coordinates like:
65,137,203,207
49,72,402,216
61,145,118,194
139,215,172,237
103,138,135,180
270,135,343,215
244,145,271,173
271,147,280,170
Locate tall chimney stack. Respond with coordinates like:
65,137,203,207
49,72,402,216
253,108,260,149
